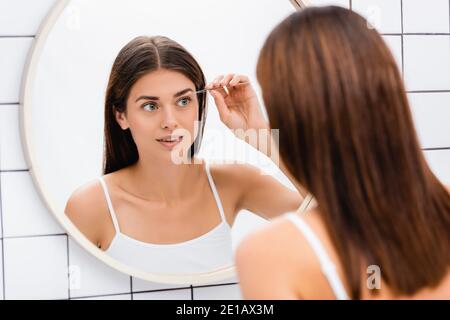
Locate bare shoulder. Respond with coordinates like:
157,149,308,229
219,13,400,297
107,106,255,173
234,214,309,299
208,162,261,183
207,163,260,205
64,177,111,247
235,210,341,299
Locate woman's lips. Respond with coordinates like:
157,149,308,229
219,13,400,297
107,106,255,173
156,136,183,150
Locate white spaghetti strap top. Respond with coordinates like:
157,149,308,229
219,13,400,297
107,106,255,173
97,160,234,274
285,213,349,300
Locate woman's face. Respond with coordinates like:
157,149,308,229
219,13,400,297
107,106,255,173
116,68,200,163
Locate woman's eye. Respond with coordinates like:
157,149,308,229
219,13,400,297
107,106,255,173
177,97,191,107
143,103,157,111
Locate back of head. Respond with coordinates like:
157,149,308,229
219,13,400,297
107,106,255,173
257,6,450,298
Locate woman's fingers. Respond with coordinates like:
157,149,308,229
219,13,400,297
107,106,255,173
209,90,230,124
220,73,235,87
206,75,229,98
229,74,249,87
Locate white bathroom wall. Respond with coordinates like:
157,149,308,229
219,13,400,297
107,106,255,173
0,0,449,300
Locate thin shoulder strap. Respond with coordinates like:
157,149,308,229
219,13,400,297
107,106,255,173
204,161,229,227
285,213,349,300
98,176,121,233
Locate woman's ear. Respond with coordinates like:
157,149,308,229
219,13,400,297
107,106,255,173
115,108,129,130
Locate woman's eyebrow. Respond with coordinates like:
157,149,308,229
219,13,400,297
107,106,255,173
135,88,193,103
173,88,193,97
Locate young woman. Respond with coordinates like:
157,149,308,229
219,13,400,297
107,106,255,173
235,6,450,299
64,36,305,274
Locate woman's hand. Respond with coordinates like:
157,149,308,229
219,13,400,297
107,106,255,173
206,74,269,132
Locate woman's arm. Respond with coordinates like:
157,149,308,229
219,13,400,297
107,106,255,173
206,74,311,218
212,162,303,220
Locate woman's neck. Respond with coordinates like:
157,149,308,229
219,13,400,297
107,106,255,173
122,156,205,203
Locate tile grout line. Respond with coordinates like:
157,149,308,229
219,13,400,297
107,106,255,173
66,234,70,300
401,0,405,79
69,281,238,299
0,170,6,299
70,291,134,300
130,276,134,300
407,90,450,93
422,147,450,151
0,169,29,173
2,233,67,240
0,35,35,38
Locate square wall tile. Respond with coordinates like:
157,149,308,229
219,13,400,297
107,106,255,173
424,150,450,185
0,105,28,170
193,284,242,300
68,238,131,298
404,35,450,91
403,0,450,33
307,0,350,8
1,171,64,237
352,0,402,34
0,0,57,36
408,92,450,149
3,235,68,299
0,38,33,103
133,288,192,300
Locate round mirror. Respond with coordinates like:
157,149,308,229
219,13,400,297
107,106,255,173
20,0,303,285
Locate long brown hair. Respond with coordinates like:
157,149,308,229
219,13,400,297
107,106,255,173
103,36,207,174
257,6,450,298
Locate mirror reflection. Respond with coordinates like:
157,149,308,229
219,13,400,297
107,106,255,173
22,0,307,283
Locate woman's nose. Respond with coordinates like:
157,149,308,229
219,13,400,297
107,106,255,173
160,107,178,130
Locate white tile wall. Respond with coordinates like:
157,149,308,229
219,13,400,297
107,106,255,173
0,105,27,170
74,293,132,300
0,0,449,300
131,276,192,293
307,0,350,8
3,235,68,299
193,284,242,300
0,38,33,103
67,239,131,298
383,35,403,71
408,92,450,149
403,0,450,33
424,150,450,185
133,288,192,300
404,35,450,91
1,171,64,237
352,0,403,34
0,0,57,36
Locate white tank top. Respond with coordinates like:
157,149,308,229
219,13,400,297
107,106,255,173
285,212,349,300
98,161,234,274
